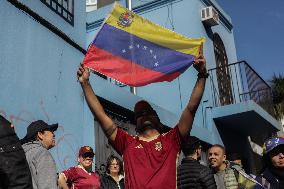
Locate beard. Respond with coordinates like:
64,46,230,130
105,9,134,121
136,116,160,134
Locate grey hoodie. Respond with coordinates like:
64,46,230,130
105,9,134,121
22,141,58,189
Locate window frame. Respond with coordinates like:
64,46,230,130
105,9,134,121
41,0,74,26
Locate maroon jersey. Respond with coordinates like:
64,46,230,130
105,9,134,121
111,126,182,189
62,166,100,189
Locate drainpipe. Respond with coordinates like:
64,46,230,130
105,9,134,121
126,0,137,95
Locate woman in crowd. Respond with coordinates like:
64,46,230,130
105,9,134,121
100,155,124,189
58,146,101,189
256,137,284,189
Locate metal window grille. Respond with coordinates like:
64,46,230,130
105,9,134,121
213,33,234,106
41,0,74,25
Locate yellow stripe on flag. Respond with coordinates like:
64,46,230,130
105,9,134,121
105,2,205,56
238,171,258,189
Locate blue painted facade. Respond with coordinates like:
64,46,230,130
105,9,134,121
0,0,88,170
0,0,281,173
86,0,239,145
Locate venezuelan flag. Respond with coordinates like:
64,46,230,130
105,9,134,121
83,2,205,87
237,171,264,189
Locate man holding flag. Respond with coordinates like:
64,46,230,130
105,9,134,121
77,45,207,189
78,2,207,188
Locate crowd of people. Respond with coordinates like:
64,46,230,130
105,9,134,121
1,50,284,189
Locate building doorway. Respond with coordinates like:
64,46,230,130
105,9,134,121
93,97,136,174
94,117,136,174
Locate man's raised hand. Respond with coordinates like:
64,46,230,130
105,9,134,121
77,64,90,85
193,43,207,74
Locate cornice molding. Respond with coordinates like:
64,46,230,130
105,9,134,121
87,0,233,31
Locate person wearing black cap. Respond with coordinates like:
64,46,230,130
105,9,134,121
21,120,59,189
255,137,284,189
177,136,216,189
77,46,207,189
0,115,32,189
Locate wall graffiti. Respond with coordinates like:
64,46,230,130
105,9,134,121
0,99,79,171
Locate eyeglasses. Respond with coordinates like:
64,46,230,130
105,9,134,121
82,152,94,158
110,163,119,167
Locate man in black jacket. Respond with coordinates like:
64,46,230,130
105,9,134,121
177,136,216,189
0,115,32,189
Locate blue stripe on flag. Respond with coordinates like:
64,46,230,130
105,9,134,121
92,24,195,74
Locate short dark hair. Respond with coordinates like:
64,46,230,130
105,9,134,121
210,144,226,155
27,130,45,143
182,136,201,156
106,155,124,175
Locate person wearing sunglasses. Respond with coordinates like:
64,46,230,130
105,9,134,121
77,46,207,189
58,146,100,189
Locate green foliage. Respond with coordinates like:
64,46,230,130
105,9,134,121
271,74,284,120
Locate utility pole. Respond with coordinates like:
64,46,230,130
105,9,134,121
127,0,137,95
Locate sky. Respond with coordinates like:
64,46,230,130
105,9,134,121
215,0,284,83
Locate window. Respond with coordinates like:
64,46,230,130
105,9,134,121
213,33,233,106
86,0,116,12
41,0,74,25
97,0,115,9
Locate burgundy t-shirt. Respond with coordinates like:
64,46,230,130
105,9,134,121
62,166,100,189
110,126,182,189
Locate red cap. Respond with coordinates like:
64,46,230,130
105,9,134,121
134,100,153,114
134,100,160,122
78,146,94,157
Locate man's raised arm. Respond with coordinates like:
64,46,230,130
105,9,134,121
178,46,207,138
77,65,117,141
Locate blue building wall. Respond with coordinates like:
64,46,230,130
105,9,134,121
2,0,276,173
17,0,86,47
0,0,182,171
0,0,88,170
86,0,238,144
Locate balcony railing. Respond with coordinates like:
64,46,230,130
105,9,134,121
41,0,74,25
208,61,275,117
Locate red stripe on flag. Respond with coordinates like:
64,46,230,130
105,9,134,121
83,45,181,87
